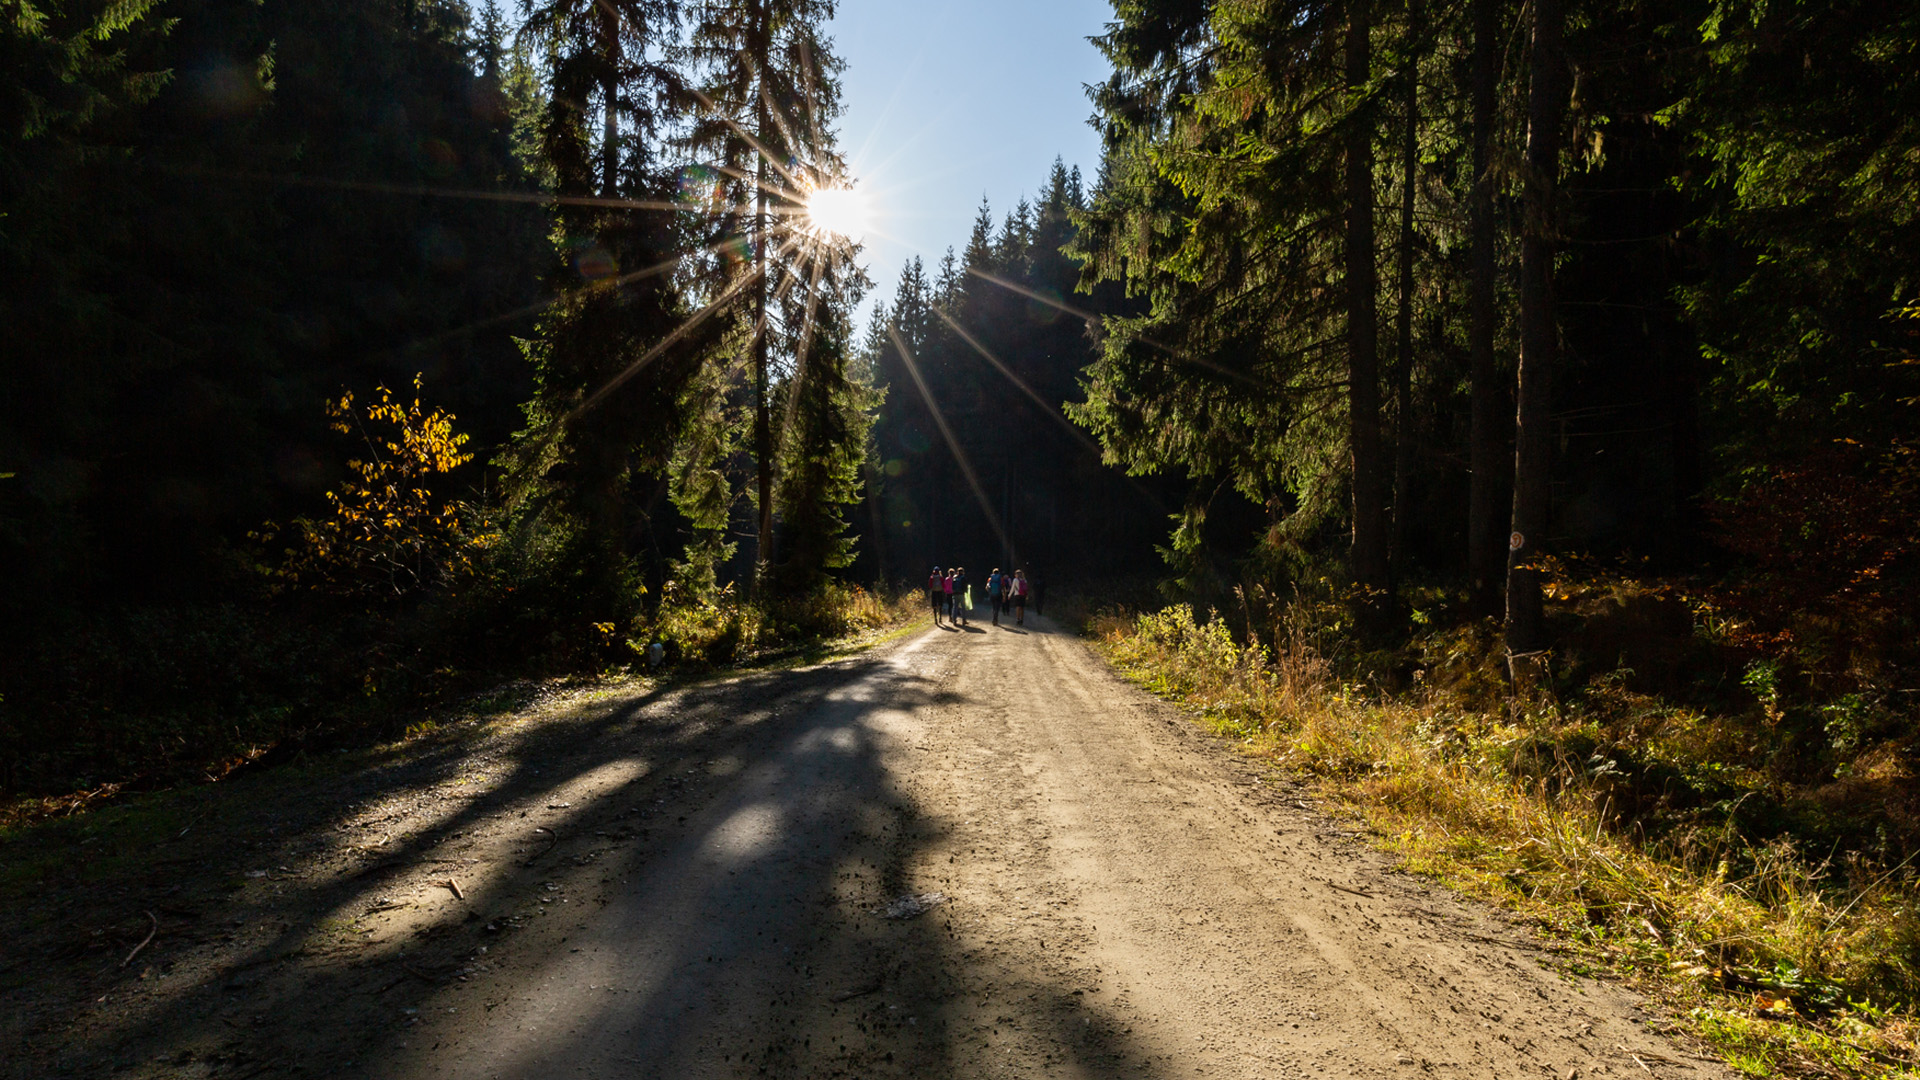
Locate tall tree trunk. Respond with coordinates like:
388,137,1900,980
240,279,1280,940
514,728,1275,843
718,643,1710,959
1345,0,1389,609
1467,0,1503,615
1505,0,1566,673
1390,20,1418,581
599,3,619,199
753,84,773,584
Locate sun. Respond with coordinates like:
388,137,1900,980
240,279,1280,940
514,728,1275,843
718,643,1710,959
803,185,869,241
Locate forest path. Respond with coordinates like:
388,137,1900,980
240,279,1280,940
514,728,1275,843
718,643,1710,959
5,614,1729,1080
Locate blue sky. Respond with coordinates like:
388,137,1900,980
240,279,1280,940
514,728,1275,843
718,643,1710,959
823,0,1115,318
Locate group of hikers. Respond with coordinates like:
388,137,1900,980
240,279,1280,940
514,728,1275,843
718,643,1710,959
926,566,1037,628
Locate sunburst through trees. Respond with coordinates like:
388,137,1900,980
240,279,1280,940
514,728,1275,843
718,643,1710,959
503,0,873,608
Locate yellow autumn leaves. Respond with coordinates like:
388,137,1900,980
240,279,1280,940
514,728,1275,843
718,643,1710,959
253,376,495,600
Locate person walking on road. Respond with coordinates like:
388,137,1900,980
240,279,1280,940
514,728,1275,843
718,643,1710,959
951,566,969,626
942,569,956,622
1012,569,1030,625
927,567,944,626
987,568,1004,627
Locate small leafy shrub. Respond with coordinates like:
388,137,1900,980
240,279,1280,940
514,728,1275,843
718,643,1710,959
1710,441,1920,703
251,377,492,600
649,583,760,666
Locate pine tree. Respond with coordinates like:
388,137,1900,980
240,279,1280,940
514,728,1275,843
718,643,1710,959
0,0,175,602
666,344,743,600
520,0,681,200
507,0,708,604
959,197,996,318
772,258,874,592
476,1,507,79
934,247,960,310
1070,0,1392,605
682,0,845,584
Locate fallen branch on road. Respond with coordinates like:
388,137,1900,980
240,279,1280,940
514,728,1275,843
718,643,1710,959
121,911,158,968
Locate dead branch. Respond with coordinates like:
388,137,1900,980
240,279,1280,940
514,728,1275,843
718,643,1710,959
121,912,158,968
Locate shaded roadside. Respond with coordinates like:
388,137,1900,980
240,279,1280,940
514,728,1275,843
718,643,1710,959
0,624,1173,1079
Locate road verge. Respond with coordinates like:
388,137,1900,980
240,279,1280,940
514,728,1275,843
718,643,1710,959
1085,602,1918,1079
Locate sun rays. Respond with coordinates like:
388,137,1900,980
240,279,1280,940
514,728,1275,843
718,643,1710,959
175,13,1116,529
801,184,869,241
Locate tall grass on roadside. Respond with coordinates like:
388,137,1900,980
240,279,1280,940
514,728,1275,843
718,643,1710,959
642,580,914,668
1091,602,1920,1079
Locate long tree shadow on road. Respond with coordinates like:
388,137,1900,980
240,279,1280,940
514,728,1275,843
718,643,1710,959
366,638,1180,1078
3,636,1179,1079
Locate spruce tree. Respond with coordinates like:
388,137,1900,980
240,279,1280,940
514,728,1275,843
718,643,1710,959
508,0,707,605
772,258,874,592
682,0,846,586
1071,0,1392,605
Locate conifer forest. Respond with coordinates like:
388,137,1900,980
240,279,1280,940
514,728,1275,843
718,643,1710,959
5,1,1920,1074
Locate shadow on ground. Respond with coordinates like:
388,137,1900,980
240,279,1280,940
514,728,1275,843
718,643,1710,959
2,637,1175,1079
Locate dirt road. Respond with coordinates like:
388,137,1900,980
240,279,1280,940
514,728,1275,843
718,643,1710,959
5,616,1728,1079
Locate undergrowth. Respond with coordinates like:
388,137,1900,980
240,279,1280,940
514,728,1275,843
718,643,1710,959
0,381,920,822
0,581,920,829
1090,592,1920,1079
642,579,912,669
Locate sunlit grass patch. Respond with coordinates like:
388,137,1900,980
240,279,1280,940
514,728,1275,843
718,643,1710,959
641,581,917,669
1688,1005,1920,1079
1089,602,1920,1079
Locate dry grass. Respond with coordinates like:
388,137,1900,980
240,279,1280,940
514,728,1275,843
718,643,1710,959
1090,602,1920,1079
645,581,915,667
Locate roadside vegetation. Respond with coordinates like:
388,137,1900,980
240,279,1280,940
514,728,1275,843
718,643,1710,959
0,377,916,828
1091,560,1920,1078
0,574,917,835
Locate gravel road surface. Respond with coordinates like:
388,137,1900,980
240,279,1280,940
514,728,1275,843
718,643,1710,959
7,616,1729,1080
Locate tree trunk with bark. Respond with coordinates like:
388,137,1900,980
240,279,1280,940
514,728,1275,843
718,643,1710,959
1345,0,1389,610
1390,20,1419,581
1505,0,1566,678
753,85,774,585
1467,0,1504,616
600,3,620,199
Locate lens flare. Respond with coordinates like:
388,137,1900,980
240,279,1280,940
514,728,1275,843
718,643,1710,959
803,185,868,240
